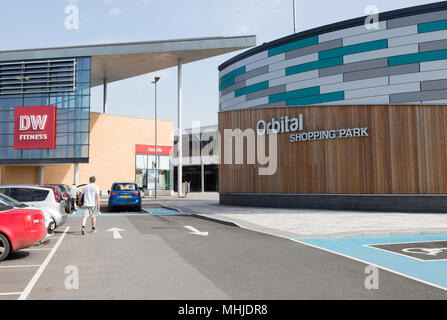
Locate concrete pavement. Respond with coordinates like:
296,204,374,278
144,193,447,239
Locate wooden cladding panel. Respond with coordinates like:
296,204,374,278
218,105,447,194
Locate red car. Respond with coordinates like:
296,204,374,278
0,202,47,261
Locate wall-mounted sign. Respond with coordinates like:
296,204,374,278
256,114,368,142
135,144,173,156
14,105,57,150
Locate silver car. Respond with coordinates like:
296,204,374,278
0,185,67,228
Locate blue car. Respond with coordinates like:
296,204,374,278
108,182,142,212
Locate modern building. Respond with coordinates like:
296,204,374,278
0,36,256,193
218,1,447,212
173,125,219,192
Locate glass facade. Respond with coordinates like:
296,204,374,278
0,57,91,163
135,154,172,191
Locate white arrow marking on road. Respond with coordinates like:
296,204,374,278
107,227,125,239
184,225,208,236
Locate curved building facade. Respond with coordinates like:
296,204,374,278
218,1,447,212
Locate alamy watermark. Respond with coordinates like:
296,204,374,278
64,265,79,290
65,4,79,30
364,265,379,290
364,5,380,30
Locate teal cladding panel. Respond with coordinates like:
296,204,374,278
418,19,447,33
269,86,320,103
220,66,246,85
268,36,319,56
286,56,343,76
286,91,345,106
318,39,388,60
388,49,447,66
235,81,269,97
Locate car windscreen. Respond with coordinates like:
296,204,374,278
113,183,137,191
0,202,11,211
9,188,49,202
0,193,26,207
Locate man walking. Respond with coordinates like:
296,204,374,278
68,183,78,212
79,176,100,235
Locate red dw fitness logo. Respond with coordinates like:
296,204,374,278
14,106,57,150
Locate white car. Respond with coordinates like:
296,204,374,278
0,192,55,235
0,185,67,228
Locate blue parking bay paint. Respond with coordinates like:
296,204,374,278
295,234,447,290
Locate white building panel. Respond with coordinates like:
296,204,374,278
269,53,318,72
320,76,389,94
269,70,318,87
343,25,417,46
319,21,387,43
345,82,420,99
246,69,285,86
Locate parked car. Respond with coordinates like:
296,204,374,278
0,192,55,235
0,202,47,261
0,185,67,228
42,184,72,214
108,182,142,212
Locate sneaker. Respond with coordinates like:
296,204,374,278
91,228,97,233
81,227,85,235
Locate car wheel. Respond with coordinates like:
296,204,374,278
136,206,142,212
48,219,56,235
0,233,11,262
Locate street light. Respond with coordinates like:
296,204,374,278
151,76,161,198
293,0,297,34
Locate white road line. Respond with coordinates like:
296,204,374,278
0,265,40,268
18,226,70,300
0,292,22,296
292,238,447,292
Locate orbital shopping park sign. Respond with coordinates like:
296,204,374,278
14,106,57,150
135,144,173,156
256,114,369,142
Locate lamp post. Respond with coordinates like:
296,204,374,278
151,76,160,198
293,0,297,34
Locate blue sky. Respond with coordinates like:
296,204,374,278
0,0,439,128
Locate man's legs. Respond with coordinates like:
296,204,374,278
81,207,93,234
91,216,96,229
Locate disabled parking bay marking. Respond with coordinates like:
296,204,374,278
294,233,447,291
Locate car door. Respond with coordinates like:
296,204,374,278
9,188,48,208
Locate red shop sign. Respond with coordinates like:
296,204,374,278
135,144,173,156
14,106,57,150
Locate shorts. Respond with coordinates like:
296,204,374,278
83,206,97,218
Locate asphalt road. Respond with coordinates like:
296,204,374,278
1,212,447,299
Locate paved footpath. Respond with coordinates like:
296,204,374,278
1,211,446,299
148,197,447,239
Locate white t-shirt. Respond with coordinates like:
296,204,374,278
81,184,100,207
68,185,78,198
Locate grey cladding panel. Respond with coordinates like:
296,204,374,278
246,85,286,101
344,63,420,82
390,89,447,103
234,65,268,82
285,39,342,60
387,10,447,29
422,88,447,101
249,101,285,109
220,80,246,96
390,91,422,103
421,78,447,91
419,39,447,52
320,58,388,77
